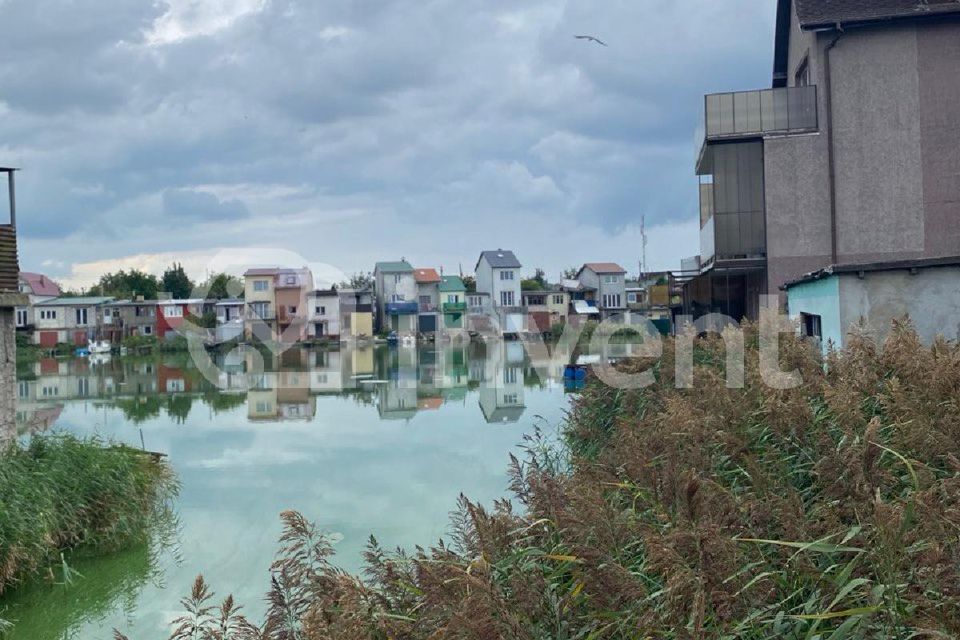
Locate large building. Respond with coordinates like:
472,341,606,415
474,250,524,335
683,0,960,321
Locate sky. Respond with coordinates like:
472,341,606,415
0,0,777,290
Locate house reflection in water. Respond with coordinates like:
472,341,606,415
14,336,649,430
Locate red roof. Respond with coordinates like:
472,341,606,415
580,262,627,275
414,268,441,284
20,271,61,297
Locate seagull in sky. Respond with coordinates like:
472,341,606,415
574,34,607,46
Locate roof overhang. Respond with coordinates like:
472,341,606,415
783,255,960,289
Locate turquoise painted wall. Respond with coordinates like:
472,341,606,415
786,276,843,355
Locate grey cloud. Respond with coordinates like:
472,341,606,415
162,188,250,221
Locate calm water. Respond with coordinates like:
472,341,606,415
2,340,587,639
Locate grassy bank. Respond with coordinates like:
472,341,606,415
130,322,960,639
0,435,177,598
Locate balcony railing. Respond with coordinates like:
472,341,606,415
385,301,418,315
442,301,467,313
704,85,818,140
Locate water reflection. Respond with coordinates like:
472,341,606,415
5,339,649,639
14,340,644,432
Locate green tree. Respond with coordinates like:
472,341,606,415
339,272,374,290
521,268,548,291
89,270,161,300
199,273,244,300
562,266,580,280
161,263,194,299
462,275,476,292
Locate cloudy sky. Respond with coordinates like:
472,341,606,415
1,0,776,289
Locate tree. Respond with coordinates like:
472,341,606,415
339,272,374,290
199,273,244,300
462,275,476,292
562,266,580,280
521,268,548,291
161,263,194,299
89,270,161,300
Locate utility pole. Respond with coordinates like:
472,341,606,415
640,214,648,278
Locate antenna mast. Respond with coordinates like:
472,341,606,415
640,214,648,277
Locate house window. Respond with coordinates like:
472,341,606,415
315,305,325,315
163,305,183,318
288,306,297,315
250,302,270,318
40,309,57,320
143,325,153,335
390,294,405,303
15,309,27,326
503,394,518,404
419,295,431,306
627,293,638,304
446,294,460,304
801,313,822,342
504,367,518,384
253,280,269,292
285,275,297,285
499,270,514,281
553,295,564,305
500,291,515,306
394,274,402,284
601,294,622,308
75,308,88,326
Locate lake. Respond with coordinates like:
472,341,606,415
2,339,587,639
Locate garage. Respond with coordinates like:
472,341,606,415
38,331,58,348
418,314,437,333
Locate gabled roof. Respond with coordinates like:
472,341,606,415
578,262,627,276
475,250,521,271
37,296,114,306
414,268,441,284
244,268,278,276
19,272,61,297
439,275,466,292
374,260,413,273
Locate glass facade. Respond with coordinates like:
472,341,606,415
701,141,766,260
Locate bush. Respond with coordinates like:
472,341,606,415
0,435,178,596
130,321,960,639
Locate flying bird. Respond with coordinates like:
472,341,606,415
574,34,607,46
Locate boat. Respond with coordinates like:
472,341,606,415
88,340,112,355
386,331,399,346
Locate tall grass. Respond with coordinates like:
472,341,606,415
0,435,178,597
127,321,960,639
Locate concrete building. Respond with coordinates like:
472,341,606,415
307,289,340,340
373,260,417,335
522,287,568,334
475,250,524,336
683,0,960,321
102,300,158,343
785,256,960,355
413,268,441,335
576,263,627,321
244,267,313,343
0,168,25,442
157,298,204,339
15,271,61,333
33,297,115,347
339,287,374,340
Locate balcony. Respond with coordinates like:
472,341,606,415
442,301,467,313
698,85,817,174
385,301,418,315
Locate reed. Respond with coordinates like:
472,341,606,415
0,435,178,597
132,321,960,639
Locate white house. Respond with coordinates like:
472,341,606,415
307,289,340,339
373,260,417,334
474,249,523,335
576,263,628,321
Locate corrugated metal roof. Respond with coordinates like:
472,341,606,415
37,296,115,306
579,262,627,275
374,260,413,273
414,268,441,283
439,275,466,291
476,250,521,270
783,255,960,288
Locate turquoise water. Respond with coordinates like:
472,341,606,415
2,341,576,639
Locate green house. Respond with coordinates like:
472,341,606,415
439,275,467,329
